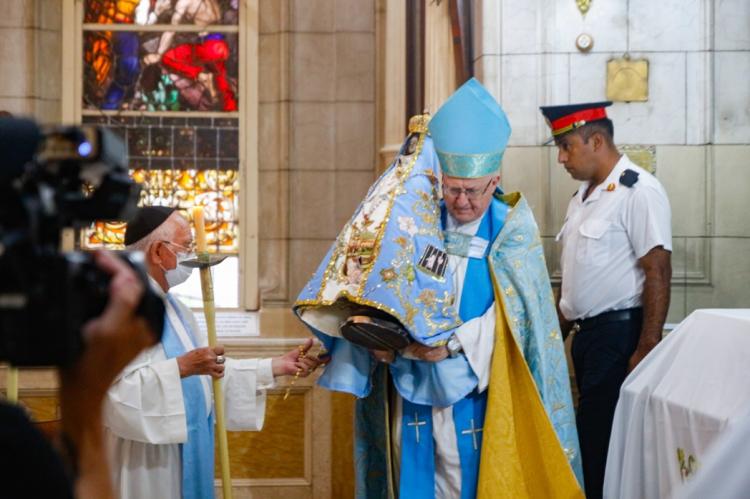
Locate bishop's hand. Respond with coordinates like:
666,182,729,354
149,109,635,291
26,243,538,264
402,342,449,363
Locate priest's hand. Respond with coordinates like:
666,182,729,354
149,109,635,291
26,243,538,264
402,343,449,363
177,345,226,378
272,338,328,377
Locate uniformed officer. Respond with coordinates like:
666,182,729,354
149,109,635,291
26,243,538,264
540,102,672,499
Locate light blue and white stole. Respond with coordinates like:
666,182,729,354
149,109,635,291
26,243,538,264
162,295,215,499
399,196,507,499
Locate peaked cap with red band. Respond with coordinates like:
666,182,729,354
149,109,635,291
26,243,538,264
539,101,612,137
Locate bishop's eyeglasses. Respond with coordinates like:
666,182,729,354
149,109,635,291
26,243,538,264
441,178,493,200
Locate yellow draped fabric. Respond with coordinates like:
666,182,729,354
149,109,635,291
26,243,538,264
477,276,584,499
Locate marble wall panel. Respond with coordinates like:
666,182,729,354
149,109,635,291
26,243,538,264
475,55,501,106
259,239,289,302
334,0,374,32
0,0,34,28
502,147,549,233
36,0,61,31
541,0,628,54
290,102,335,170
259,170,289,239
0,28,33,97
498,0,543,54
32,98,61,124
715,0,750,50
335,32,375,101
714,51,750,144
289,170,336,239
260,0,285,34
686,51,711,145
656,146,708,237
629,0,708,52
0,97,34,115
291,0,333,32
713,145,750,237
260,33,282,103
607,52,687,145
35,29,61,100
335,102,375,171
259,102,284,171
685,238,750,311
502,54,569,146
666,284,687,326
290,33,335,101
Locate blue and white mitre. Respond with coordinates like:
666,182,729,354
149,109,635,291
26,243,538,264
294,115,461,348
429,77,511,178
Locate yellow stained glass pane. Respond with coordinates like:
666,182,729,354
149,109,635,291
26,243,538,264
84,168,239,253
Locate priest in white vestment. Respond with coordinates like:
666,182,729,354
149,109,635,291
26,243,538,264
105,206,323,499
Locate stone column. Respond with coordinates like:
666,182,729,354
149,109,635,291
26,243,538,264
0,0,61,123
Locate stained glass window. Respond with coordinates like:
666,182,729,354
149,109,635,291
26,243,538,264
82,0,239,112
79,0,246,307
82,115,240,253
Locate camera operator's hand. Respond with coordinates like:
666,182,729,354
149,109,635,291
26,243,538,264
58,250,158,499
177,345,226,379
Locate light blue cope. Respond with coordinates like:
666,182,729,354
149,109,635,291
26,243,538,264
162,295,215,499
428,77,511,179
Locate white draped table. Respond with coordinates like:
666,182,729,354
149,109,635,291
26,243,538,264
604,309,750,499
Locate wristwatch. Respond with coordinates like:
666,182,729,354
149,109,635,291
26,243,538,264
446,334,463,358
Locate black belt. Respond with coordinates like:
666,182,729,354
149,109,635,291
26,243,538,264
572,307,642,333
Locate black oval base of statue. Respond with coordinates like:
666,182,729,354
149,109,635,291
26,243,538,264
340,315,412,351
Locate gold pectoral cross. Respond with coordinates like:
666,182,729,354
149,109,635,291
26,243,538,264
407,412,427,444
461,418,483,451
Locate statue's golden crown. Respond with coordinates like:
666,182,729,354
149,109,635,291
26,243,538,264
408,113,431,134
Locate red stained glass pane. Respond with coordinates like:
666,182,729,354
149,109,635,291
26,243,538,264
83,31,239,112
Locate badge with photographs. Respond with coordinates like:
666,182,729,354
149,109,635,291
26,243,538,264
417,244,448,278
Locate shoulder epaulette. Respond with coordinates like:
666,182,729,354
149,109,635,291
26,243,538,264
619,169,639,188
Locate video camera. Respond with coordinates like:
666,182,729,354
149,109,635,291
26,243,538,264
0,117,164,367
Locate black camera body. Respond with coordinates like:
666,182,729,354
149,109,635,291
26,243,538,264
0,117,165,367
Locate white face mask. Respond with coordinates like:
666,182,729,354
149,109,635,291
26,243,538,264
162,246,195,288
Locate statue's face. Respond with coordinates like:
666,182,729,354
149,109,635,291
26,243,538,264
441,174,499,224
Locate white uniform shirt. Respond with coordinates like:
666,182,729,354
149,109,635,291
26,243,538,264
556,155,672,321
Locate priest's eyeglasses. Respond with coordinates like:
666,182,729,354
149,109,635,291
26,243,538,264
442,179,493,200
162,240,196,254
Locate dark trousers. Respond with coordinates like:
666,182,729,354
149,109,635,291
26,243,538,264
571,309,642,499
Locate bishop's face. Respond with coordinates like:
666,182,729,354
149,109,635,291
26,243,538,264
441,173,499,224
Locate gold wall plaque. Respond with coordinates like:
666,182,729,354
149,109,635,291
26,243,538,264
607,57,649,102
620,145,656,174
